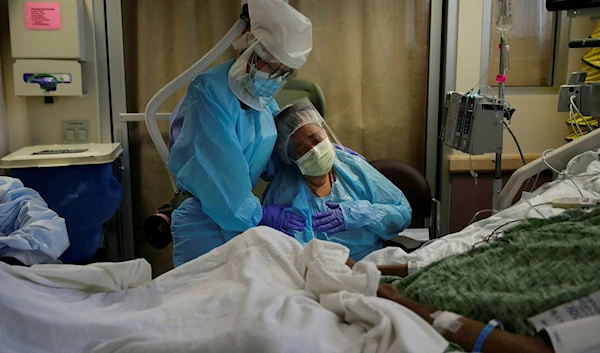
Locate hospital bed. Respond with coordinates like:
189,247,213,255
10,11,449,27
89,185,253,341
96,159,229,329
364,142,600,270
499,127,600,210
1,145,599,353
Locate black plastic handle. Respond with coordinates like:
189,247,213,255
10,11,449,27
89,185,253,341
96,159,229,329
569,38,600,48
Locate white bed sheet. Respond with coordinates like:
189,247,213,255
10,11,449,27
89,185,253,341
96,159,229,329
363,152,600,273
0,226,448,353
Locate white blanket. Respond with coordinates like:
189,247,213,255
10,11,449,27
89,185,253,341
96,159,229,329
0,226,447,353
364,152,600,272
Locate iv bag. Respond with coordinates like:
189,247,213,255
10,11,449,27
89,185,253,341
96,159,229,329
495,0,513,38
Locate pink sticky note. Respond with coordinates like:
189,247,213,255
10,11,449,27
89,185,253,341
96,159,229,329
495,74,507,83
24,2,62,30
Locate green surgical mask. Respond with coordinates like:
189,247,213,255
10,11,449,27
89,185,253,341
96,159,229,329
294,139,336,176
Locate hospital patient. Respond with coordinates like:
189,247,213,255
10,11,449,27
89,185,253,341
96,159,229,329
360,206,600,353
262,98,412,260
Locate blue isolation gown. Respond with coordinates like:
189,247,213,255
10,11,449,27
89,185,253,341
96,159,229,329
0,177,69,265
263,150,412,260
168,60,279,267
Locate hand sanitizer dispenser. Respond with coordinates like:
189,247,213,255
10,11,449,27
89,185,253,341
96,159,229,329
8,0,85,96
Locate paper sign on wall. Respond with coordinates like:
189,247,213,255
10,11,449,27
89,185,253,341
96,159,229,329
24,2,62,30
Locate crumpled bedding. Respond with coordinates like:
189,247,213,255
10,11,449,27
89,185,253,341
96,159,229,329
0,177,69,265
0,226,448,353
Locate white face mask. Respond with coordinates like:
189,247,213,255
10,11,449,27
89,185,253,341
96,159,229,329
294,139,336,176
239,64,284,98
228,42,278,111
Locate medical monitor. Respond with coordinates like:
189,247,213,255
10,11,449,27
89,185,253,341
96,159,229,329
546,0,600,11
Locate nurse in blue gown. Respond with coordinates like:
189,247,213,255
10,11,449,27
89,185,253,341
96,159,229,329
168,0,313,267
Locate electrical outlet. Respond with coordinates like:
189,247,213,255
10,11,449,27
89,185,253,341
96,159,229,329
62,120,90,144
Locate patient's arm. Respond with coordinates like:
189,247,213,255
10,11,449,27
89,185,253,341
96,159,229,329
345,259,408,278
377,284,553,353
377,264,408,277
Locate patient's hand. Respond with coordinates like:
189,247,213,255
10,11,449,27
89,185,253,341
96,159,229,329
377,285,554,353
377,283,400,300
345,257,356,268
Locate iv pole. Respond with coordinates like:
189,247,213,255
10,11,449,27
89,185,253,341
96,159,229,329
492,0,510,212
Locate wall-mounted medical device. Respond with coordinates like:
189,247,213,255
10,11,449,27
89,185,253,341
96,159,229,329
558,71,600,117
546,0,600,19
440,92,510,155
547,0,600,49
547,1,600,129
8,0,85,96
546,0,600,11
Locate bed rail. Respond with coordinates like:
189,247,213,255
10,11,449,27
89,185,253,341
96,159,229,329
498,128,600,210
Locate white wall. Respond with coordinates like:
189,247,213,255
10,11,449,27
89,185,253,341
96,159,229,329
0,0,108,154
454,0,598,156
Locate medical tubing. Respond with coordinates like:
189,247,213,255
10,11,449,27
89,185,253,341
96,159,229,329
570,95,595,132
144,18,249,194
541,149,585,198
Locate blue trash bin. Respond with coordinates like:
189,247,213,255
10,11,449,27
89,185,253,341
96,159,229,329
1,144,123,263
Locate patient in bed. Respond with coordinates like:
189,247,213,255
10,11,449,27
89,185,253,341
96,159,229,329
262,98,412,260
0,177,68,266
360,206,600,353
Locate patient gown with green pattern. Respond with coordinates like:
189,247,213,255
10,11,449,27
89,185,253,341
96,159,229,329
385,206,600,337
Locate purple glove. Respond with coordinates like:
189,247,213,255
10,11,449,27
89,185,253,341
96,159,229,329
260,205,306,236
312,201,346,235
333,144,366,161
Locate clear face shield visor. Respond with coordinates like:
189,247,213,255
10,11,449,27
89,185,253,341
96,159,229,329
250,44,296,80
229,41,296,111
275,98,343,168
287,123,329,161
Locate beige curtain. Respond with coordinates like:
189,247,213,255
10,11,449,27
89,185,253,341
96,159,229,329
488,0,555,87
0,1,10,176
123,0,431,276
0,34,8,173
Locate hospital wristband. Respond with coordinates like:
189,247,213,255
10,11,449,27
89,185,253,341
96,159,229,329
472,319,503,352
430,311,463,335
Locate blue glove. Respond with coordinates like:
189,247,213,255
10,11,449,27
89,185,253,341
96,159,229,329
312,201,346,235
260,205,306,236
333,144,366,161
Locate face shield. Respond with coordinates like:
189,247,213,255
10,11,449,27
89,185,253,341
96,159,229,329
286,123,328,161
253,44,296,79
233,32,295,80
275,98,340,176
230,0,312,111
229,41,294,111
290,125,335,176
248,0,312,70
232,31,256,52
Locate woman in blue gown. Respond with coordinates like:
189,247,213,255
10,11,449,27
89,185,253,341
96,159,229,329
263,98,412,260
